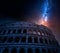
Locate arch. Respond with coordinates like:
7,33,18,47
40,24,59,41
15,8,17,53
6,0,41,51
45,39,48,44
2,48,9,53
56,41,58,45
42,32,45,36
23,29,27,34
48,49,51,53
34,37,38,43
13,29,16,33
19,48,25,53
39,38,43,43
0,30,2,34
21,36,26,43
33,30,36,34
11,48,17,53
49,39,52,45
35,48,40,53
2,36,7,43
52,49,56,53
18,29,21,33
7,37,13,42
56,48,59,53
37,31,41,35
27,48,33,53
28,37,32,43
7,29,11,34
0,36,2,42
45,32,49,36
28,29,32,34
42,48,46,53
3,30,6,34
14,36,20,42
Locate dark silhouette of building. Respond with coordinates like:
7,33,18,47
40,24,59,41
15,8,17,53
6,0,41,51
0,21,60,53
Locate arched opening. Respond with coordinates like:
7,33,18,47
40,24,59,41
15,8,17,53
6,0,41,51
7,37,13,42
0,36,2,43
18,29,21,33
23,29,27,34
45,39,48,44
2,36,7,43
14,36,20,42
2,48,9,53
27,48,33,53
3,30,6,34
48,49,51,53
28,37,32,43
49,39,52,45
28,29,32,34
56,48,59,53
42,49,46,53
52,40,56,45
21,36,26,43
39,38,43,43
0,30,2,34
38,31,41,35
19,48,25,53
13,29,16,33
7,29,11,34
35,48,40,53
52,49,56,53
11,48,17,53
41,32,45,36
56,41,58,45
33,30,36,34
34,37,38,43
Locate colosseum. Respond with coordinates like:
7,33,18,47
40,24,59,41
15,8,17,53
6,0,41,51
0,21,60,53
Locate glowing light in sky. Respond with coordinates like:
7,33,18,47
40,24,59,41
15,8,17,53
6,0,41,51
40,0,51,26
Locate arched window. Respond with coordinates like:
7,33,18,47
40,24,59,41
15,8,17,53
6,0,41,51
45,39,48,44
38,31,41,35
19,48,25,53
7,29,11,34
34,37,38,43
45,32,49,36
28,29,32,34
2,48,9,53
3,30,6,34
23,29,27,34
35,48,40,53
0,30,2,34
2,36,7,43
18,29,21,33
11,48,17,53
14,36,20,42
27,48,33,53
49,39,52,45
52,49,56,53
0,36,2,43
28,37,32,43
13,29,16,33
42,49,46,53
42,32,45,36
33,30,36,34
21,36,26,43
48,49,51,53
56,48,59,53
56,41,58,45
39,38,43,43
7,37,13,42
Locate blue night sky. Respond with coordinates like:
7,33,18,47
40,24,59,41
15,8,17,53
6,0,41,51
0,0,60,44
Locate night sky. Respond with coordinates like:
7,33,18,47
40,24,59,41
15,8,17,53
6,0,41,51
0,0,60,44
